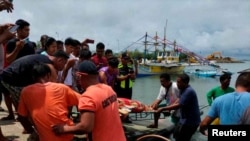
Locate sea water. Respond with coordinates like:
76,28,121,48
132,61,250,140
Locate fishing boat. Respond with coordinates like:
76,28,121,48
125,23,211,77
138,62,185,77
138,53,185,77
132,32,186,77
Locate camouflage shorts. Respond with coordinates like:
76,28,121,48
1,80,23,106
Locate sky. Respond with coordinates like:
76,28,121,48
1,0,250,58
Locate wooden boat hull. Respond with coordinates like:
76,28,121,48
137,63,185,77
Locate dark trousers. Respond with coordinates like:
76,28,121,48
0,93,2,103
115,87,132,99
174,124,199,141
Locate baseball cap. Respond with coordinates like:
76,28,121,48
78,60,98,75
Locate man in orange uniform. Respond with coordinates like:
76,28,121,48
18,63,80,141
52,60,126,141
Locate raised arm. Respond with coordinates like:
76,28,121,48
99,71,107,84
60,58,76,83
6,40,25,64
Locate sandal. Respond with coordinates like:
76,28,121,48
147,124,158,128
0,115,15,121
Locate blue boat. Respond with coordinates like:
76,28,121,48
194,69,217,77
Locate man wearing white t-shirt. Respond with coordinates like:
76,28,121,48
60,37,78,87
147,73,180,128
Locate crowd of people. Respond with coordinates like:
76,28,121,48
0,1,135,140
0,25,133,141
1,1,139,141
1,1,250,141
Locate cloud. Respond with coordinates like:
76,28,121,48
0,0,249,56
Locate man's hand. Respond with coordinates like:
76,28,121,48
16,40,25,50
150,103,158,110
199,128,208,136
0,24,16,43
0,0,14,13
51,124,65,135
0,23,13,33
156,107,163,113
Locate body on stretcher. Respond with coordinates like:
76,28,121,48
71,98,172,122
118,98,171,121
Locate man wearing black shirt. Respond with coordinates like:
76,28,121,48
5,19,35,65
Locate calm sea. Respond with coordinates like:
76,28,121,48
132,61,250,140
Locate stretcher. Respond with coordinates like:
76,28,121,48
119,105,171,121
129,111,170,121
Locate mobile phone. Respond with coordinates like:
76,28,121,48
86,39,94,44
22,37,29,43
9,25,19,33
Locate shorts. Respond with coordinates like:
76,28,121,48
1,80,23,106
0,78,10,95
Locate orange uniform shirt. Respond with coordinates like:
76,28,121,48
18,82,81,141
78,84,126,141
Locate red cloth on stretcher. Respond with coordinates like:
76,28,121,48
118,98,146,113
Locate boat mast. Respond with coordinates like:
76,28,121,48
154,32,158,60
173,40,176,51
144,32,148,65
163,19,168,59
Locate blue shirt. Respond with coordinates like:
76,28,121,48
179,85,201,125
208,92,250,124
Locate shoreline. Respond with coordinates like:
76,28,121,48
0,102,29,141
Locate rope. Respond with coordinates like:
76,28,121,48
199,104,209,110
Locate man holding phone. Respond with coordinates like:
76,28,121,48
0,0,17,140
91,42,108,70
1,19,35,121
5,19,35,65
